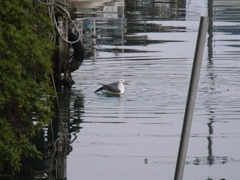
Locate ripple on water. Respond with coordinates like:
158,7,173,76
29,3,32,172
68,0,240,180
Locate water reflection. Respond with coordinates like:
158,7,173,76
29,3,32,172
205,0,240,167
207,0,214,167
48,87,84,179
74,0,127,60
68,0,240,180
71,0,188,60
186,1,240,177
58,87,84,143
7,87,85,180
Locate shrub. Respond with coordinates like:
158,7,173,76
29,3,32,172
0,0,55,173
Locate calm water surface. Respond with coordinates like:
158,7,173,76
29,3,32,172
64,0,240,179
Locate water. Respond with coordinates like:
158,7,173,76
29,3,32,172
63,0,240,179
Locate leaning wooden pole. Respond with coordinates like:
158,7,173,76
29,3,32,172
174,16,208,180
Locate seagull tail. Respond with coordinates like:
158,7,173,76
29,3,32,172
94,86,104,93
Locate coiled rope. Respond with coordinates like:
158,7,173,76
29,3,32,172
38,0,82,44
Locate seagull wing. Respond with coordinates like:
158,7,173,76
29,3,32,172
104,84,121,93
94,81,121,93
94,86,105,93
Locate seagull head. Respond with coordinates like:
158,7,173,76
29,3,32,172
118,79,127,85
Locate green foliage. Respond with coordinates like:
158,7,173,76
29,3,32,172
0,0,55,173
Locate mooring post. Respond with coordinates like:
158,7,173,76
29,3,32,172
57,0,69,86
174,16,208,180
56,1,68,178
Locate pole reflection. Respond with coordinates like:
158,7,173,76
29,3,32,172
206,0,215,166
48,87,85,180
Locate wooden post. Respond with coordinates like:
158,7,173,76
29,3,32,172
57,0,68,86
56,1,68,179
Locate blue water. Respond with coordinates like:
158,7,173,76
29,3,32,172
65,0,240,179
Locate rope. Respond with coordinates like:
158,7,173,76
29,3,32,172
55,3,82,44
38,0,55,6
38,0,82,44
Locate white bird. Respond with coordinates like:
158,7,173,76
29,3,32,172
94,79,127,94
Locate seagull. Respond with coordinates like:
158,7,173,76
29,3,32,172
94,79,127,94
